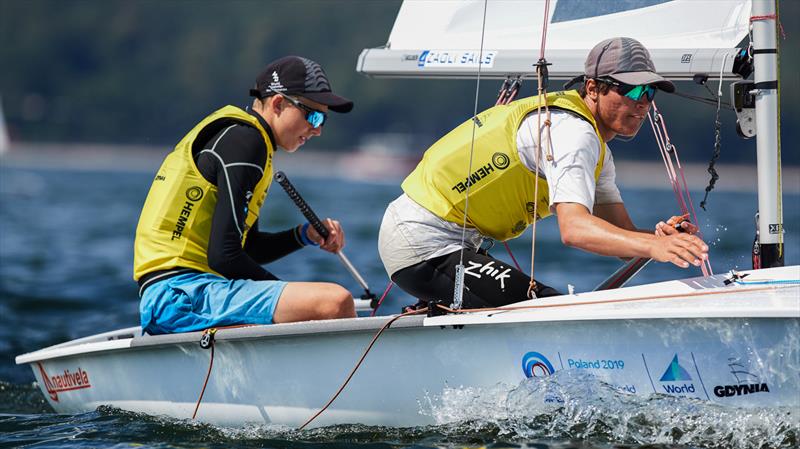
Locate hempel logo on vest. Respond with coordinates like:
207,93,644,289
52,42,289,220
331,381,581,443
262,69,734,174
172,187,204,240
36,362,92,402
450,152,510,193
713,358,770,398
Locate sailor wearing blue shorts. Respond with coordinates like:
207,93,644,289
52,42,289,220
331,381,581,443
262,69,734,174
134,56,357,334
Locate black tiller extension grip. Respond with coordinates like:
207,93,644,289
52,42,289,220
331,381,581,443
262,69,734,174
274,171,329,240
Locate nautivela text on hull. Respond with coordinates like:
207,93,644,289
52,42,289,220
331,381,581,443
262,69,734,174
16,266,800,428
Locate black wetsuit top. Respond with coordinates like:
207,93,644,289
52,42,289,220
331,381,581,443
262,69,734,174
192,108,305,281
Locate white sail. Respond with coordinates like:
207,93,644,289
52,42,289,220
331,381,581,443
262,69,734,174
358,0,752,80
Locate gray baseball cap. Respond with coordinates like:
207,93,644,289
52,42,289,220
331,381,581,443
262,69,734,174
564,37,675,92
567,37,674,93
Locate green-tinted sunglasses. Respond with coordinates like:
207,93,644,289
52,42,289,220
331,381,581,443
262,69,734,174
598,78,657,102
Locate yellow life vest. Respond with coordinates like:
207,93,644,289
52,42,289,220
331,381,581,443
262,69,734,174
402,90,605,241
133,106,274,280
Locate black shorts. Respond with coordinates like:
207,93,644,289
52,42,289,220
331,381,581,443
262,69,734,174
391,249,560,309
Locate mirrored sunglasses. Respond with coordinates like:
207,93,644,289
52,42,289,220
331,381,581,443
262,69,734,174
598,78,657,102
275,91,327,128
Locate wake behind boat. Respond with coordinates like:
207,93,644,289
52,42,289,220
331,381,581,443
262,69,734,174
15,0,798,429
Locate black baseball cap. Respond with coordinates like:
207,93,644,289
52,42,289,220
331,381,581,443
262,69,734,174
249,56,354,113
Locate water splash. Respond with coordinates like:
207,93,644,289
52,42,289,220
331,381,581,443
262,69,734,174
1,394,796,449
418,370,798,448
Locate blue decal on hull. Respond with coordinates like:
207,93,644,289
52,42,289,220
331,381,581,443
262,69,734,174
522,351,555,378
659,354,692,381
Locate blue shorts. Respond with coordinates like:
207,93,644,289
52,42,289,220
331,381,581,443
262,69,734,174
139,272,288,335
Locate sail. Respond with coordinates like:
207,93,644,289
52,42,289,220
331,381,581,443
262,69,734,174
0,96,9,154
357,0,752,80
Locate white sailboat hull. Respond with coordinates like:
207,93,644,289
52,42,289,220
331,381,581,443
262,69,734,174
16,266,800,427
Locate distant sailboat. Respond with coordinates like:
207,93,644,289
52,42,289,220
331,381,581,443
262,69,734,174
0,96,10,154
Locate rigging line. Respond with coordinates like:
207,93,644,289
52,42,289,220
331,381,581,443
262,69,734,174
192,328,217,420
538,0,550,60
495,78,511,106
664,106,713,276
503,241,523,272
648,109,682,209
649,102,713,276
298,308,428,430
668,91,732,109
190,323,259,420
526,0,553,299
735,279,800,285
700,81,719,103
653,104,689,215
454,0,490,309
700,53,729,212
370,281,394,317
659,104,702,232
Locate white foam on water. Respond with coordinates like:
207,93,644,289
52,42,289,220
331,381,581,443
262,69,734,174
418,370,799,448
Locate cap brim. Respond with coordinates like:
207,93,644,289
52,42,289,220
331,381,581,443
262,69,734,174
563,75,585,90
300,91,354,113
609,72,675,93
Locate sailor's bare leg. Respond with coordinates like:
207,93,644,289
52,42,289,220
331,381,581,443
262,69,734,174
273,282,355,323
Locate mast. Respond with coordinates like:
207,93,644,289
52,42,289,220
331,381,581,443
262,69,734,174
752,0,784,267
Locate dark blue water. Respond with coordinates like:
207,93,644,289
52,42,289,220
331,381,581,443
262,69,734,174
1,161,798,449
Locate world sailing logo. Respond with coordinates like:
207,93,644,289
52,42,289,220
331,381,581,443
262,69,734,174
658,354,697,395
522,351,555,378
37,362,92,402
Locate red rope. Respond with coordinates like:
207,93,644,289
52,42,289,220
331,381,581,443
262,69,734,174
369,281,394,317
648,102,712,276
192,330,216,420
503,241,523,272
750,14,786,39
190,325,252,420
298,308,428,430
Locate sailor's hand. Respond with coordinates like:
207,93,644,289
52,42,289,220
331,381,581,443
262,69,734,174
655,213,698,236
307,218,345,253
651,233,708,268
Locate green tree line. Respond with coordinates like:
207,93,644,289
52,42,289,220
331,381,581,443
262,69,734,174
1,0,797,163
